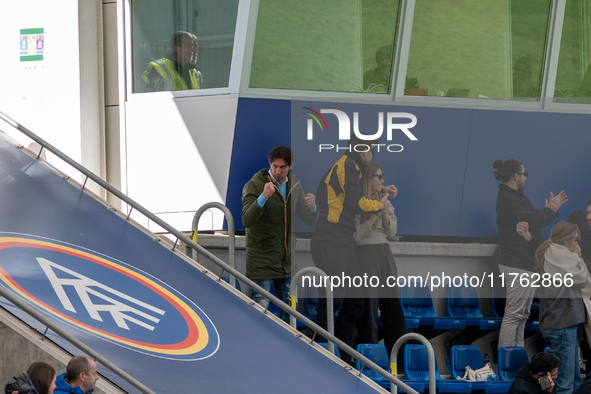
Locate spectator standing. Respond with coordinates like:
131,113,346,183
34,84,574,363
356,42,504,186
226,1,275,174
311,134,396,362
493,159,567,347
353,163,405,355
242,146,318,323
532,221,587,394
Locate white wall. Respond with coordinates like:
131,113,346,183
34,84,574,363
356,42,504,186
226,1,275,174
124,95,238,232
0,0,105,196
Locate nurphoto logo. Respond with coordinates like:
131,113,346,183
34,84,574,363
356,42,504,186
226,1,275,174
303,107,418,153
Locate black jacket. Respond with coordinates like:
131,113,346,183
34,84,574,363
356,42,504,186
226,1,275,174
574,377,591,394
312,152,383,245
508,364,556,394
4,372,40,394
496,184,558,271
580,226,591,271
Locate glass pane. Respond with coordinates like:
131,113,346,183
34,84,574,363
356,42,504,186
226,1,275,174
131,0,239,93
250,0,400,93
554,0,591,104
405,0,551,100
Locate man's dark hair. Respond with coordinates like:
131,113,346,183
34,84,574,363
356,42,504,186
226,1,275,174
568,211,587,231
529,352,561,375
66,356,92,382
347,133,379,154
588,198,591,207
268,146,293,166
492,159,523,183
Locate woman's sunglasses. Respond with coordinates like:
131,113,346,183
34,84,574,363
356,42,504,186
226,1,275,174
372,175,383,180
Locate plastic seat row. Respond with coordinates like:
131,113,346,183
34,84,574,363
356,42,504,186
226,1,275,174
402,282,539,331
354,343,530,393
292,282,538,332
301,282,507,330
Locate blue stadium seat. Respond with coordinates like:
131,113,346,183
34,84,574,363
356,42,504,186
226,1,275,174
451,345,511,393
356,344,392,389
497,346,529,382
400,282,466,330
446,284,502,330
404,344,472,393
356,343,423,393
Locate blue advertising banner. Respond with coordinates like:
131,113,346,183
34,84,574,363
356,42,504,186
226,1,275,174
0,134,381,394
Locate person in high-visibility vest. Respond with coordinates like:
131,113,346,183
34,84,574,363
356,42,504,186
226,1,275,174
142,31,203,92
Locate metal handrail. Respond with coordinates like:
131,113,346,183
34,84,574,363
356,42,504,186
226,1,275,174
390,333,436,394
289,267,334,354
0,285,156,394
191,202,236,289
0,110,417,393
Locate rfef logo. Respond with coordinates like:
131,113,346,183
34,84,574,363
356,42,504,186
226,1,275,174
303,108,417,153
0,234,219,361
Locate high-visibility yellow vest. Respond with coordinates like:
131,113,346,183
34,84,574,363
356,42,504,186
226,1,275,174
142,58,202,91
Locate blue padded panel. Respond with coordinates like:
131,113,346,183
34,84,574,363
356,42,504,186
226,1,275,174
460,109,591,238
229,98,591,238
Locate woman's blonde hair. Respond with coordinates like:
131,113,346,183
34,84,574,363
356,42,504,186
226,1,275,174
361,163,383,199
535,221,579,274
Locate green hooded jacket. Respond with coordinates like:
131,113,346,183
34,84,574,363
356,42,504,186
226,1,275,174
242,169,319,280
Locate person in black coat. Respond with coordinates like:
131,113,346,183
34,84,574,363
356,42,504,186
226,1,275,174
509,352,561,394
492,159,567,347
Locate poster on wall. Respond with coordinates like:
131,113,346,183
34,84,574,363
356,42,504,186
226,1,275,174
20,28,44,62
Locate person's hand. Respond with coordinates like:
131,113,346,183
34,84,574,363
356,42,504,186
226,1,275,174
545,190,568,213
538,372,555,392
383,184,398,198
516,221,532,242
304,193,316,209
262,182,275,199
572,243,582,256
380,192,390,209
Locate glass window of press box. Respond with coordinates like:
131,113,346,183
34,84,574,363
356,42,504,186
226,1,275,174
249,0,401,94
131,0,239,93
554,0,591,104
405,0,552,100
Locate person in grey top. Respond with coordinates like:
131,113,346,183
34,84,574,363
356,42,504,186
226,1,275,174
529,221,587,394
353,163,406,356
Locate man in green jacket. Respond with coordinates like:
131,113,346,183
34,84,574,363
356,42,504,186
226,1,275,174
242,146,319,322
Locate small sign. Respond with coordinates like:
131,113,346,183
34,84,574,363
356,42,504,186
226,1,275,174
20,28,44,62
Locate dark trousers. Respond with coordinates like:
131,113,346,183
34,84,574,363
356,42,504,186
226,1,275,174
311,239,364,361
355,243,407,355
